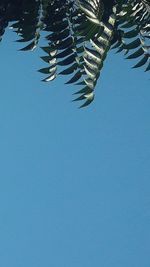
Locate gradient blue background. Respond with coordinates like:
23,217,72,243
0,29,150,267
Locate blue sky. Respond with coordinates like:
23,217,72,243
0,29,150,267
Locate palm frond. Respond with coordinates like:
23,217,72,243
1,0,150,107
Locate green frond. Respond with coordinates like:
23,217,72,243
1,0,150,107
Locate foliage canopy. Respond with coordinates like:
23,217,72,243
1,0,150,107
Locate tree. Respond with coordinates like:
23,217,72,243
0,0,150,107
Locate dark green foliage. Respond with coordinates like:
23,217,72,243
0,0,150,107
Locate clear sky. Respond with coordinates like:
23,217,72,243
0,29,150,267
